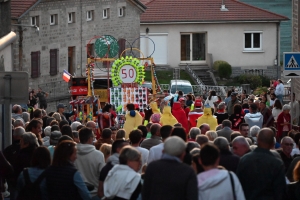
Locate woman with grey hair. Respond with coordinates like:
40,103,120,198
214,102,229,124
250,125,260,144
206,131,218,141
188,127,201,141
277,104,291,141
104,146,142,200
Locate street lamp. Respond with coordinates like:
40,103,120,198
11,24,39,34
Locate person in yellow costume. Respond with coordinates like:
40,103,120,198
160,106,178,126
123,103,143,139
150,101,161,114
196,105,218,131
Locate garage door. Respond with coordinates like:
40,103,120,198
140,34,168,65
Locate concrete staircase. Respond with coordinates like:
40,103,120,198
188,66,216,85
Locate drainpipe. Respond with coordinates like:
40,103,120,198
80,0,83,76
18,26,23,71
276,22,280,79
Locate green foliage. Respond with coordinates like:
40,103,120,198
218,63,232,79
253,87,268,96
237,74,262,90
144,70,196,85
259,75,271,87
213,60,229,71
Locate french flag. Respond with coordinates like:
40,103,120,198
63,70,72,82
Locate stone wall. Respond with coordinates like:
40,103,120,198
11,0,144,112
231,66,279,79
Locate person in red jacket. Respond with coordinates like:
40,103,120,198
277,104,291,141
179,98,190,118
172,102,189,133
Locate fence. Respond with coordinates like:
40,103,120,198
160,84,243,99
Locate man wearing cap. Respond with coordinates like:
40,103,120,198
57,103,74,123
188,99,203,130
226,92,240,116
142,136,198,200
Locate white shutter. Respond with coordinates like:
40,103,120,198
140,34,168,65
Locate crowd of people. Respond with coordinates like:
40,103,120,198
1,79,300,200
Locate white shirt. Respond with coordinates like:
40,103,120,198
275,83,284,96
291,148,300,157
147,143,164,164
272,108,282,121
134,146,149,173
205,96,218,108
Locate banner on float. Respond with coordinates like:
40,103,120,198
110,87,148,114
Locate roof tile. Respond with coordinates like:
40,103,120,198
11,0,39,19
140,0,289,23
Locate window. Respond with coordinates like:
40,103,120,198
50,49,58,76
181,33,206,61
103,8,109,19
50,14,57,25
118,7,125,17
68,12,75,23
31,16,39,26
86,10,93,21
244,32,262,51
87,43,94,58
31,51,40,78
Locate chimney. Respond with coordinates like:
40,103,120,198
220,0,228,11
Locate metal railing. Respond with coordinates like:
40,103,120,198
160,83,243,99
185,64,205,87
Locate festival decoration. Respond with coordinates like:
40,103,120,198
111,56,145,86
110,87,148,114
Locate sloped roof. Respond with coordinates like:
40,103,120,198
11,0,39,19
140,0,289,23
11,0,146,19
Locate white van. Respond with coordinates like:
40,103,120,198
170,80,193,95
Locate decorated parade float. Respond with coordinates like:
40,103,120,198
69,35,161,128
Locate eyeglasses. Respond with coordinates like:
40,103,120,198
284,143,293,146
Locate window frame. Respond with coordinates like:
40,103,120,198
68,12,75,23
86,10,93,21
50,14,57,25
31,51,40,78
180,32,207,63
118,7,124,17
103,8,109,19
243,31,263,51
31,16,39,26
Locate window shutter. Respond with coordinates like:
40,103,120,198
50,49,58,76
31,51,40,78
118,38,126,57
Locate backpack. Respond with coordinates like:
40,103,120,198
16,168,47,200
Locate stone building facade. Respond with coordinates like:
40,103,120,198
292,0,300,99
11,0,145,111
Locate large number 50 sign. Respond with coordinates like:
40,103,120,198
119,65,137,83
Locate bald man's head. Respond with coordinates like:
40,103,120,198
257,128,275,149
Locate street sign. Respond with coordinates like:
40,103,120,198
283,52,300,77
0,72,28,104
